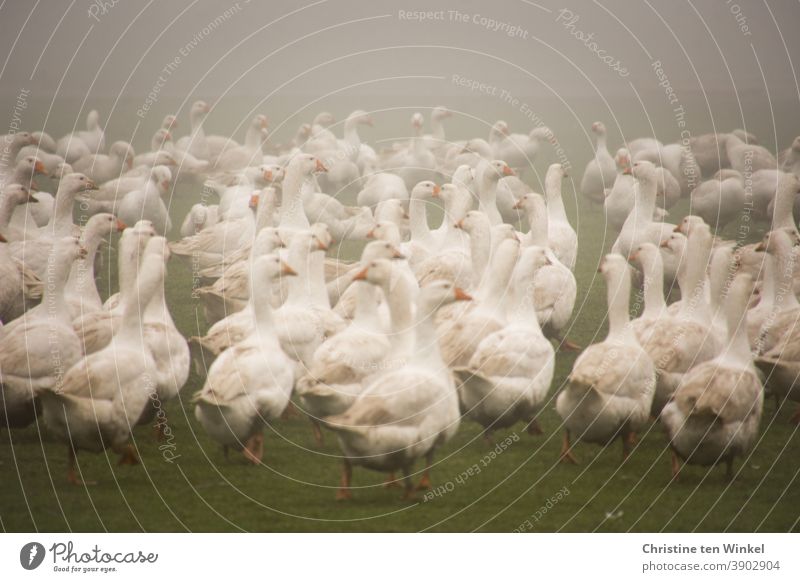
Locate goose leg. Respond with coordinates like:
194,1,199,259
789,405,800,425
559,430,578,464
670,451,681,481
526,418,543,436
558,338,582,352
311,419,324,445
242,433,262,465
417,451,434,491
401,467,418,501
336,459,353,501
281,401,300,420
725,457,735,481
116,443,140,466
67,447,96,486
622,431,637,461
383,472,402,489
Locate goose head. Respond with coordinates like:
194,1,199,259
60,172,97,194
431,106,451,121
32,131,56,151
529,126,555,144
150,165,173,193
451,164,476,191
674,215,707,235
1,183,37,207
455,209,491,235
151,128,172,149
518,245,553,275
591,121,607,136
616,148,632,174
252,114,269,131
4,131,35,151
512,192,546,215
86,110,102,131
348,110,373,127
52,162,73,180
84,212,126,241
162,114,178,131
628,241,660,267
252,227,284,257
418,280,472,313
374,198,407,224
311,222,334,250
261,164,284,184
484,160,515,185
755,228,797,256
411,113,425,132
631,159,658,184
109,141,135,168
189,100,211,123
489,120,510,142
254,253,297,283
790,136,800,153
289,153,327,176
151,151,177,167
312,111,335,128
18,155,47,179
360,240,405,262
365,221,401,243
411,180,439,200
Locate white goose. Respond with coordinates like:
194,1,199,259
662,273,764,480
454,245,556,437
513,193,577,348
580,121,616,204
0,238,85,429
72,141,134,184
56,110,105,163
543,163,578,271
640,224,721,414
194,254,296,464
39,242,165,483
325,280,471,500
175,100,211,161
476,159,515,225
557,254,656,463
438,238,520,367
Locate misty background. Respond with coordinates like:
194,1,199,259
1,0,799,178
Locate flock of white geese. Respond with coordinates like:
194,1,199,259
1,103,799,499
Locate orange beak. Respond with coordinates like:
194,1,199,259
0,233,7,243
391,248,406,259
263,170,273,181
317,239,329,251
249,194,259,209
755,241,766,252
116,219,127,231
366,228,376,239
34,160,46,174
164,131,172,141
260,118,269,129
86,179,97,190
512,199,524,210
315,159,328,172
628,251,639,262
352,267,369,281
454,219,464,229
432,184,441,197
659,239,671,249
622,167,632,175
78,245,88,258
673,224,683,233
281,261,297,276
502,165,515,177
454,287,472,301
161,180,170,191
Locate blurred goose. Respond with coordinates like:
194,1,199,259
580,121,616,204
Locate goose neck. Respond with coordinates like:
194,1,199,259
280,168,310,230
408,195,431,241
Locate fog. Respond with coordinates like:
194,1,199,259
1,0,799,149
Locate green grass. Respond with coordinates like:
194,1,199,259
2,180,799,533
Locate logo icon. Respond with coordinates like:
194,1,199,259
20,542,46,570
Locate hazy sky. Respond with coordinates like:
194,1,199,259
1,0,798,100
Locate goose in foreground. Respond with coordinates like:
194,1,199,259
556,254,656,463
580,121,616,204
454,245,555,438
194,255,296,464
0,238,85,429
39,241,165,483
325,280,472,500
662,274,764,480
